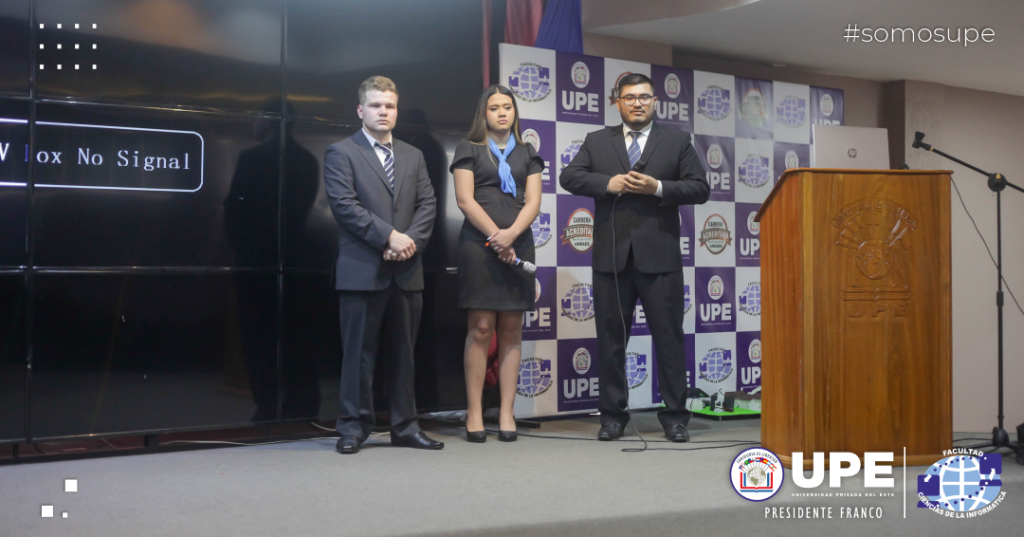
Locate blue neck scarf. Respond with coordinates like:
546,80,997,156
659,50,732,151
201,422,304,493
488,136,517,196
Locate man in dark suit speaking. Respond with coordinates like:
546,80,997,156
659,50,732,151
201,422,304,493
560,73,709,443
323,76,442,454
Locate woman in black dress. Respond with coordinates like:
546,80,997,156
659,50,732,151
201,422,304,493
450,85,543,442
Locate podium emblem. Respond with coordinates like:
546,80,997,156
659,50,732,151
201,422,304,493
833,198,915,303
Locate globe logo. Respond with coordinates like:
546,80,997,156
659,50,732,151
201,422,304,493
626,352,648,389
917,453,1004,514
731,448,784,501
561,208,594,253
522,128,541,152
697,85,731,120
572,348,592,375
855,240,893,280
508,63,550,102
699,347,733,383
740,88,768,127
785,150,799,170
571,61,590,89
561,283,595,322
665,73,681,99
739,154,771,188
517,357,553,398
776,95,807,128
820,93,835,117
699,214,732,254
559,140,583,170
706,144,723,169
684,284,692,314
739,282,761,316
748,339,762,364
707,275,725,301
532,212,552,247
746,211,760,236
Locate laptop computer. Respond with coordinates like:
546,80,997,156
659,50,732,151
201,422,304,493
811,125,890,169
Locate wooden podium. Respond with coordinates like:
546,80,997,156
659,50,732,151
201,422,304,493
754,169,952,469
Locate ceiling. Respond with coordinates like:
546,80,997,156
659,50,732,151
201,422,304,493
586,0,1024,97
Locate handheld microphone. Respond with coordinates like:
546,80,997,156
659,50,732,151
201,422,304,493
912,131,932,151
514,257,537,275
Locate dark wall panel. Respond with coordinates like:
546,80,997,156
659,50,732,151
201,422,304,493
0,275,26,442
0,100,29,267
0,1,30,96
35,0,282,111
32,274,278,438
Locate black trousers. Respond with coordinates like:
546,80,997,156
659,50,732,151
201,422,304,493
336,283,423,441
592,250,690,429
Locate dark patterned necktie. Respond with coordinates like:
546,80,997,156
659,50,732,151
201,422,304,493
376,141,394,189
627,131,641,168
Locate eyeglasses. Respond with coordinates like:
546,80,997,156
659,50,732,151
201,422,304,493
619,94,653,106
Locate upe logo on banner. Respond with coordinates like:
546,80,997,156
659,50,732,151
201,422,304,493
699,347,733,383
572,348,591,375
532,212,552,247
665,73,681,99
561,283,594,322
684,284,692,314
731,448,784,501
516,357,553,397
917,449,1006,517
699,214,732,254
706,144,723,169
741,88,769,127
626,351,648,389
776,95,807,128
559,139,583,170
738,154,771,188
785,150,800,170
522,128,541,152
748,339,762,364
562,208,594,252
698,86,731,120
708,275,725,300
820,93,835,117
746,211,760,236
571,61,590,89
509,63,551,102
739,282,761,316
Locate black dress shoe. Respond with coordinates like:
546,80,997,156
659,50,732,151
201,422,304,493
664,423,690,443
498,430,518,442
466,429,487,443
391,431,445,450
597,423,624,441
336,436,361,454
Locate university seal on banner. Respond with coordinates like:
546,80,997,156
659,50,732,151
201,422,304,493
833,198,914,306
561,283,595,322
664,73,681,99
571,61,590,89
521,128,541,152
572,348,592,375
508,63,551,102
730,448,784,501
741,88,768,127
699,214,732,254
562,208,594,252
609,71,632,106
516,357,553,398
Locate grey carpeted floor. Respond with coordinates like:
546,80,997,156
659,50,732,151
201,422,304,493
0,413,1020,537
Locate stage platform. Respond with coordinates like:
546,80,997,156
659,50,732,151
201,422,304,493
0,412,1020,536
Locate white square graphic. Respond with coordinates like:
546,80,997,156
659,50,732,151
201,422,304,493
556,266,595,340
515,339,559,419
603,58,651,127
694,332,737,396
693,71,735,138
733,138,774,204
42,505,54,518
693,201,736,267
62,512,68,519
554,121,601,194
534,193,558,267
735,267,762,333
773,81,811,144
64,479,78,492
683,266,696,335
626,335,655,409
499,43,556,122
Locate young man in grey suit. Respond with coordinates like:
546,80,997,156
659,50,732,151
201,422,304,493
323,76,442,454
560,74,709,443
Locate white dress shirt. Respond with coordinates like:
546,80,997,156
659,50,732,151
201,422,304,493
622,122,662,197
362,128,394,168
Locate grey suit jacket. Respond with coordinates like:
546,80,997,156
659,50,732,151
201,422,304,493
323,131,436,291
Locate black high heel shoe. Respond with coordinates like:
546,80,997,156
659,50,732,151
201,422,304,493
466,429,487,443
498,429,518,442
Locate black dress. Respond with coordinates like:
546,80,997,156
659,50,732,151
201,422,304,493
449,139,545,311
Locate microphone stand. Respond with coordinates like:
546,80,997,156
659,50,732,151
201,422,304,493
912,132,1024,464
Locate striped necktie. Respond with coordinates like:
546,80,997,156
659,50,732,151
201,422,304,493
376,141,394,189
627,131,641,168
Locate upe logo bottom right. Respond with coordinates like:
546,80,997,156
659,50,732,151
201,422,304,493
917,448,1006,517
